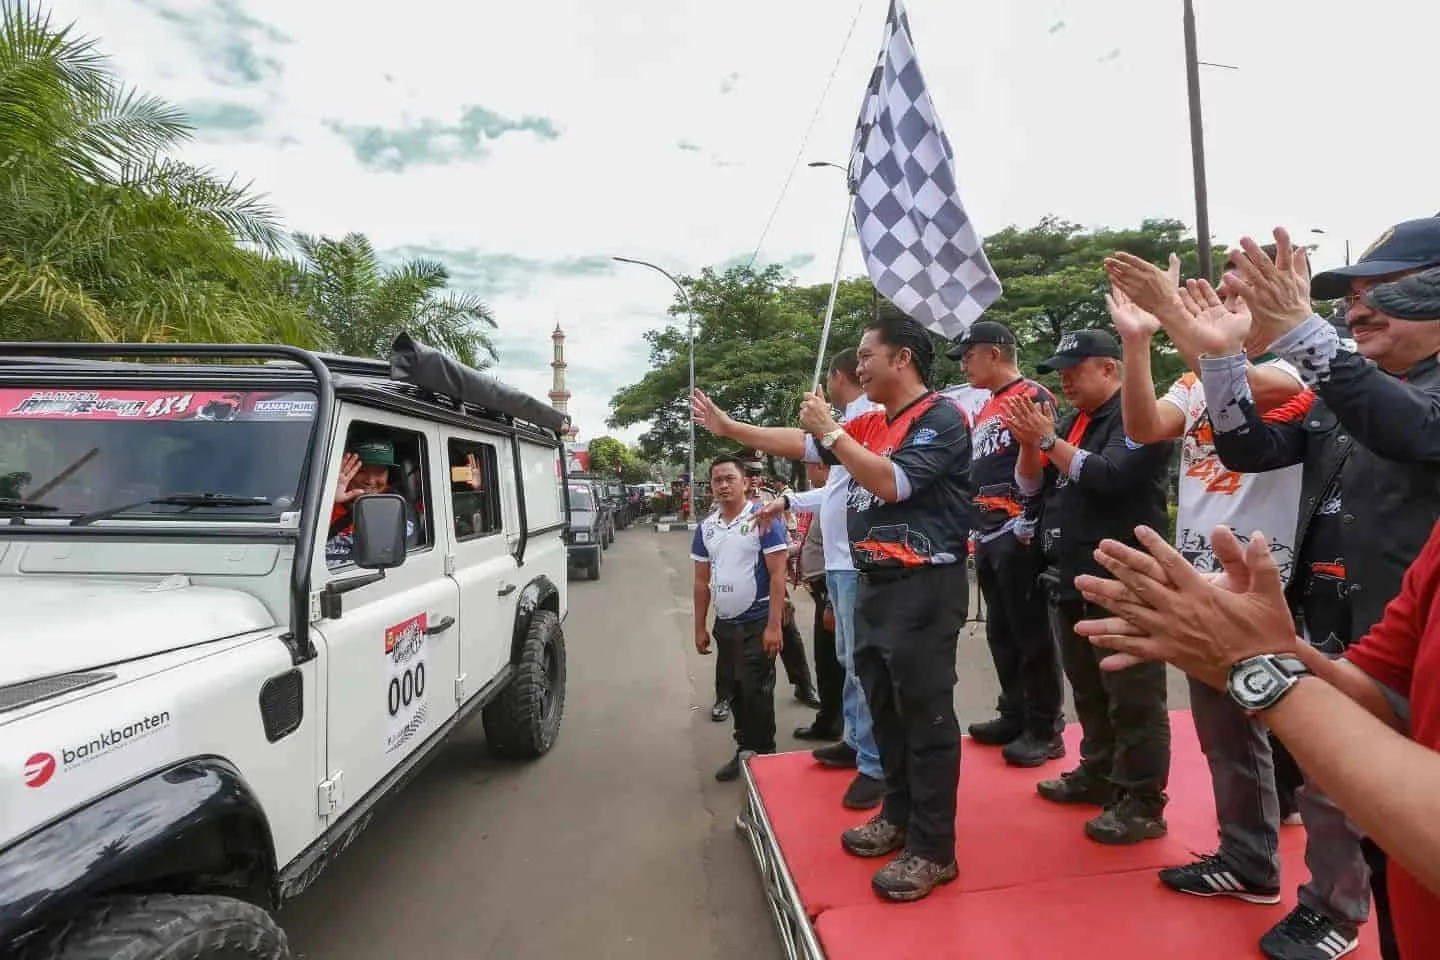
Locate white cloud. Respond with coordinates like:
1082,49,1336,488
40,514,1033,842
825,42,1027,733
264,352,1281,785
47,0,1438,447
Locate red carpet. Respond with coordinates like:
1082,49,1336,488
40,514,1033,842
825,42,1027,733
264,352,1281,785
748,711,1383,959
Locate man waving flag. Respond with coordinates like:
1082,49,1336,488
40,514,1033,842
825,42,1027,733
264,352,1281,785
850,0,1001,338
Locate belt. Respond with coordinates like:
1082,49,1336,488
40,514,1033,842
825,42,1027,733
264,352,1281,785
859,561,954,585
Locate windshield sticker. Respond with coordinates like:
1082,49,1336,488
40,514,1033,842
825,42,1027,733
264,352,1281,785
0,389,317,422
384,614,429,755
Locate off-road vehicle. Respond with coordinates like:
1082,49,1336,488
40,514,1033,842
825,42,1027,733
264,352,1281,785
0,335,572,959
565,479,604,580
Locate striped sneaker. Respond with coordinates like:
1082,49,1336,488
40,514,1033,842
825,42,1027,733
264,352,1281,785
1260,904,1359,960
1158,853,1281,905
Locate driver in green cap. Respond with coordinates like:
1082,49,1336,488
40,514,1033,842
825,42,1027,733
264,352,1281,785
326,437,421,568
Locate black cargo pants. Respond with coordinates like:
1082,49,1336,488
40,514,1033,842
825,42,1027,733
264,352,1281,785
974,533,1064,737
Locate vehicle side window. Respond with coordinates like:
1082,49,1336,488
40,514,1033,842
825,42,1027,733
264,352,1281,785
326,422,431,570
448,438,502,541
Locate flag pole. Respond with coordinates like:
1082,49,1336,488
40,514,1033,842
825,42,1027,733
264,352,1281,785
811,200,853,394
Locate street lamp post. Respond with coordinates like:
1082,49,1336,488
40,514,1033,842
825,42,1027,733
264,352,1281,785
1182,1,1238,283
613,256,698,526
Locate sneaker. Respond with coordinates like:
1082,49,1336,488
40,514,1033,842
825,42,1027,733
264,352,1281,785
871,852,958,902
841,814,906,858
1036,766,1115,806
1001,732,1065,768
715,749,757,782
812,740,858,769
968,715,1022,745
1282,812,1304,826
710,700,730,722
842,773,885,810
1085,792,1168,845
1259,904,1359,960
1158,853,1281,905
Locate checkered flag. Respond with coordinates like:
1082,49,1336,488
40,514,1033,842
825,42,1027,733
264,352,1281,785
849,0,1001,338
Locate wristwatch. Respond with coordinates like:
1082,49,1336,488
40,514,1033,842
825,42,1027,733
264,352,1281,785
1037,433,1058,452
819,427,845,449
1226,654,1311,713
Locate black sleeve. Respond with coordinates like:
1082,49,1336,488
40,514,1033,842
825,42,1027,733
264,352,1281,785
1073,430,1174,497
1316,352,1440,462
892,401,970,496
1209,396,1309,473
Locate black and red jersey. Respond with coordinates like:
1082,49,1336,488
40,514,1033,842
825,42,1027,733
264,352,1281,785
819,392,973,571
968,377,1057,538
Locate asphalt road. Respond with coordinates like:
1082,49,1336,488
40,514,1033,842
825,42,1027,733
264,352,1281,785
282,524,1190,959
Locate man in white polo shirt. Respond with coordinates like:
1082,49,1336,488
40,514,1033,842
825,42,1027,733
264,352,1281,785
769,348,885,810
693,454,791,782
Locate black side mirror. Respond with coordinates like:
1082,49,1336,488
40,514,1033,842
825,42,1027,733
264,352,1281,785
352,493,408,570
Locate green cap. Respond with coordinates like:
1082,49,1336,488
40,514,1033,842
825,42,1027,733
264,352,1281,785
354,439,396,467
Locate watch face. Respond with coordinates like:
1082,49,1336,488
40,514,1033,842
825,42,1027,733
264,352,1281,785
1231,659,1285,708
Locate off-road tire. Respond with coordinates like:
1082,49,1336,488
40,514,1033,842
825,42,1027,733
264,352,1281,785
482,610,566,759
589,548,602,581
17,894,289,960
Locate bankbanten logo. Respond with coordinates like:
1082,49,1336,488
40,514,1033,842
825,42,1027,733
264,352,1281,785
23,752,55,788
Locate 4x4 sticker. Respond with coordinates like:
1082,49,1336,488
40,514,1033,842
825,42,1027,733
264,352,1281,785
385,615,429,755
0,389,317,422
22,710,173,788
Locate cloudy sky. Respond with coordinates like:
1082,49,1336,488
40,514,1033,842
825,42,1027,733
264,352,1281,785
49,0,1437,443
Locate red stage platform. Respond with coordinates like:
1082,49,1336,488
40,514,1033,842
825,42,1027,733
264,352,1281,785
736,710,1382,959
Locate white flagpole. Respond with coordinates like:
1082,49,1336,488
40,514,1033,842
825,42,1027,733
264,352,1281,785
811,198,853,394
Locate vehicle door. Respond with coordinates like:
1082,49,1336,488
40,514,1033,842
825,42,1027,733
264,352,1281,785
312,410,461,821
439,430,518,700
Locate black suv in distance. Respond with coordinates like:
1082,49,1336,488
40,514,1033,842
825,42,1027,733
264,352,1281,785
566,480,605,579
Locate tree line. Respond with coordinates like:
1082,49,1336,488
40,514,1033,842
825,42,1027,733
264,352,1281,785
606,217,1334,476
0,3,496,367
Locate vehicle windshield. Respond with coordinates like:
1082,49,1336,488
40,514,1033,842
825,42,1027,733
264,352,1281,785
567,485,593,512
0,385,318,523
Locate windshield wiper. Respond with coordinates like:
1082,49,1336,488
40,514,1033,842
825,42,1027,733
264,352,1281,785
0,497,59,514
70,493,273,527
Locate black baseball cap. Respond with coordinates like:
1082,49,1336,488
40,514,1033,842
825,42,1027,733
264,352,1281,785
945,320,1017,359
1310,217,1440,301
1036,329,1122,373
1363,265,1440,321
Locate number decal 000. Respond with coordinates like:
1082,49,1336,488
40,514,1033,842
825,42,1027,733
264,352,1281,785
387,662,426,717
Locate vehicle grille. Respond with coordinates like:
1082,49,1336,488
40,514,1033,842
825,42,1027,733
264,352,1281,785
0,672,115,713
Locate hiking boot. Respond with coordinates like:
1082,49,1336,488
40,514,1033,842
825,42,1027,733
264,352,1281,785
812,740,858,769
1002,732,1066,768
871,852,959,902
715,749,756,782
968,715,1022,745
1036,766,1115,806
1259,904,1360,960
841,814,906,858
1158,853,1281,905
710,699,730,722
1085,792,1168,845
842,773,885,810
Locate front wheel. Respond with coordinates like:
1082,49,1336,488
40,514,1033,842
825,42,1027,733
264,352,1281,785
18,894,289,960
482,610,567,759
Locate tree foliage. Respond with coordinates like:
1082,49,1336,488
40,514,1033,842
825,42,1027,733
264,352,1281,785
0,3,499,367
585,435,652,483
609,217,1219,463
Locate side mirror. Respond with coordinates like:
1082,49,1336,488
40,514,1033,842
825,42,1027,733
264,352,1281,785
352,493,408,570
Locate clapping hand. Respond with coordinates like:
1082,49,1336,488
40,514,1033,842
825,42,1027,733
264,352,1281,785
1072,525,1301,689
1174,278,1254,358
1002,394,1054,447
1221,229,1314,347
1106,284,1161,342
1103,252,1182,319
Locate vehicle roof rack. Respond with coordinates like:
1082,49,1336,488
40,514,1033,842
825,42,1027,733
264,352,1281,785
387,333,568,434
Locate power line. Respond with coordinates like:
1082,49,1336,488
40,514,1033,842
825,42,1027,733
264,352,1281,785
744,0,868,271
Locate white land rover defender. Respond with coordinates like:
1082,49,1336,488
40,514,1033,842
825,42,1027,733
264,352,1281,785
0,335,572,958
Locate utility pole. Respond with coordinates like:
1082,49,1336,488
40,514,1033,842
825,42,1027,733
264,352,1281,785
1183,0,1212,283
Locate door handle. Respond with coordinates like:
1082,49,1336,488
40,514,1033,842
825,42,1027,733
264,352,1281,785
425,616,456,636
497,583,517,597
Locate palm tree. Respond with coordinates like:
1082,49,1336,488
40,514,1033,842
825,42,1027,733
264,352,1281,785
0,2,316,345
293,232,499,369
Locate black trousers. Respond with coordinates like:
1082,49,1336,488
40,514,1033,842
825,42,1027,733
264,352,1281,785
715,591,812,702
1051,597,1171,799
975,534,1064,736
807,577,844,732
854,562,968,865
713,617,777,753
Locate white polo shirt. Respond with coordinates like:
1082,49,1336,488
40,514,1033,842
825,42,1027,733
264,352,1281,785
691,501,789,623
